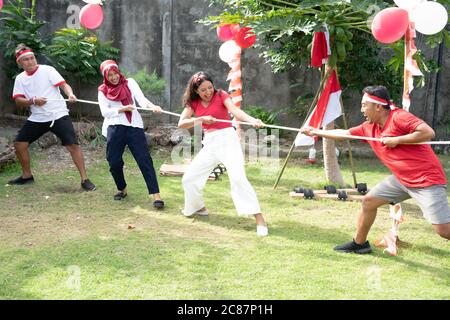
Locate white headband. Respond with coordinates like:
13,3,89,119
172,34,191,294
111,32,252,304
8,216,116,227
16,51,34,63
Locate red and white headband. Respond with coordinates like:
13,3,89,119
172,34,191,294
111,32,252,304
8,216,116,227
16,49,34,62
100,61,119,76
362,93,397,110
362,93,388,105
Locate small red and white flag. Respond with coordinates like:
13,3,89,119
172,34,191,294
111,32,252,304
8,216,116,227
295,70,342,146
311,28,331,68
375,203,405,256
403,22,423,111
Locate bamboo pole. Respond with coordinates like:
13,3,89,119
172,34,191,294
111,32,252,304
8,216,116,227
334,69,358,187
272,67,333,189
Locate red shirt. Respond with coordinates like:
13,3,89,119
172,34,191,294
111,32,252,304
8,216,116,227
189,90,233,131
349,108,446,188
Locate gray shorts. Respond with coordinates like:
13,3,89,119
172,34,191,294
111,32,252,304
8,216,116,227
368,175,450,225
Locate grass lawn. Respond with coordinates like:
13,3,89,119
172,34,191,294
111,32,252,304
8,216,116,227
0,145,449,300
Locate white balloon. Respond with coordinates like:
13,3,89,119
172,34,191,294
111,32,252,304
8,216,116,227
394,0,425,11
219,40,241,63
411,1,448,35
83,0,103,5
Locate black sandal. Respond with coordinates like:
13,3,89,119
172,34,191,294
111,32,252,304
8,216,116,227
153,200,165,209
113,191,127,200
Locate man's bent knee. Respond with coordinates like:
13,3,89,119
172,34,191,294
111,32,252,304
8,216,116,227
14,141,29,150
433,223,450,240
361,195,387,211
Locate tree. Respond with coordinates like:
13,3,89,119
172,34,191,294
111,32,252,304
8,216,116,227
46,28,120,120
201,0,449,186
0,0,46,79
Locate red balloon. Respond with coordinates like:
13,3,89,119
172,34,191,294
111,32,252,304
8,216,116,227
79,4,104,30
371,8,409,44
234,27,257,49
217,24,240,42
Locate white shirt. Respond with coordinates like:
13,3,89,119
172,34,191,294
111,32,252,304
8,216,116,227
12,65,69,122
98,78,152,137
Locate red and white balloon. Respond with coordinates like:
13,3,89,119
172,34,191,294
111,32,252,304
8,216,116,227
394,0,425,12
82,0,104,4
234,27,257,49
216,24,257,49
79,3,104,30
371,8,409,44
371,1,448,43
219,40,241,63
217,24,240,42
410,1,448,35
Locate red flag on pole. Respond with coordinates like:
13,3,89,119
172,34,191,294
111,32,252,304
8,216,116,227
295,70,342,146
311,30,331,68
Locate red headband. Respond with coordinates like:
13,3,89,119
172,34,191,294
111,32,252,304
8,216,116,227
100,60,119,77
15,49,34,62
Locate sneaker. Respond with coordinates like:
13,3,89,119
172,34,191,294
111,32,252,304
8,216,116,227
334,239,372,254
81,179,96,191
256,225,268,237
8,176,34,185
113,191,127,200
153,200,165,209
182,209,209,217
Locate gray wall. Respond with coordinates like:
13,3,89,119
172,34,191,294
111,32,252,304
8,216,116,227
0,0,448,132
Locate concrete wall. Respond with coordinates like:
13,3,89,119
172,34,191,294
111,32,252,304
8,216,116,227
0,0,448,132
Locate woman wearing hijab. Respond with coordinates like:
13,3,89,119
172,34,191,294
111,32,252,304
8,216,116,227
98,60,164,208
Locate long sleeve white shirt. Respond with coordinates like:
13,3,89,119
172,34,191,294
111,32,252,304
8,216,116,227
98,78,152,137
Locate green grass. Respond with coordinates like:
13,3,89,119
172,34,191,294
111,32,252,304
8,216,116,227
0,146,449,299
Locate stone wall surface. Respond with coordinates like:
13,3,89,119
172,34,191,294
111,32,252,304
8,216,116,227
0,0,448,134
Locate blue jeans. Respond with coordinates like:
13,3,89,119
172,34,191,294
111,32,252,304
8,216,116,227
106,125,160,194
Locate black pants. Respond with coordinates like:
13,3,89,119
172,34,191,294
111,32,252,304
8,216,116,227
106,125,160,194
15,116,78,145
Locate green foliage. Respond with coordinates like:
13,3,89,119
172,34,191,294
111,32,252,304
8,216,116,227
385,39,440,94
77,121,106,149
289,92,315,123
122,69,166,97
246,105,281,134
203,0,447,100
0,0,46,78
338,32,404,101
246,106,280,125
46,28,120,85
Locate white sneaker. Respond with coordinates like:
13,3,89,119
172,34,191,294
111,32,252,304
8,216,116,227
256,225,268,237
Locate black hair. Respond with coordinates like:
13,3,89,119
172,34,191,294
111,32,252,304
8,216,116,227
182,71,216,108
362,85,391,109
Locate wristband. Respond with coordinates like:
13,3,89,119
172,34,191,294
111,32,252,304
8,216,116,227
32,97,36,105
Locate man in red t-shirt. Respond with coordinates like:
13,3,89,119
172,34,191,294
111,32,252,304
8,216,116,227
302,85,450,254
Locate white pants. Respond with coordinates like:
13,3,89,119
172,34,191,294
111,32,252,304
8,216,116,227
182,127,261,216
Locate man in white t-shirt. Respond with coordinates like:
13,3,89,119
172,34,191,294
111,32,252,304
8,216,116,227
8,44,96,191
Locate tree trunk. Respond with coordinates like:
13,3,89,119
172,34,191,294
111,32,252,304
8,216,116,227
323,121,344,186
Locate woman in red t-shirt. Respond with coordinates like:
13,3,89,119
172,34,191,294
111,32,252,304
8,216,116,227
178,71,268,236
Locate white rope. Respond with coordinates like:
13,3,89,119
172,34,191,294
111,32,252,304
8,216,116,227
49,98,450,145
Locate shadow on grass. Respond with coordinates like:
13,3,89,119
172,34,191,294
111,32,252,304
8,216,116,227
375,248,450,288
0,227,234,299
